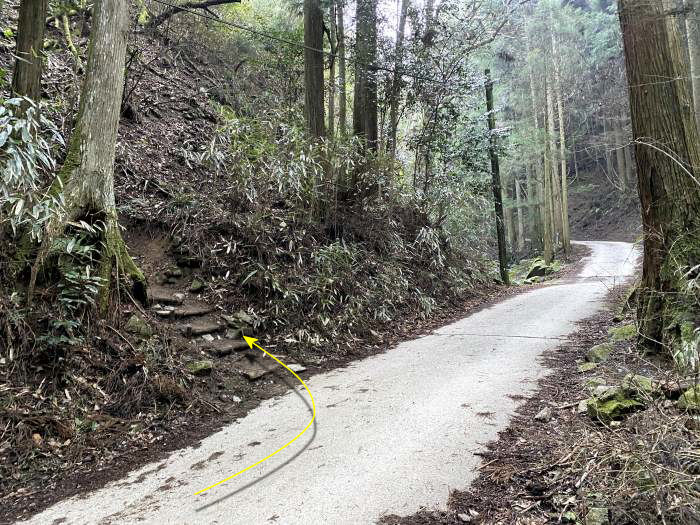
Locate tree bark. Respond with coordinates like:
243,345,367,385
546,79,562,248
337,1,347,136
550,7,570,254
304,0,325,138
542,83,554,265
485,70,510,285
12,0,48,115
328,0,337,137
387,0,409,157
527,33,543,249
353,0,378,150
614,116,627,189
27,0,145,312
618,0,700,356
516,177,525,252
686,0,700,130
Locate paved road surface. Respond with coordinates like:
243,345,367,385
21,240,639,525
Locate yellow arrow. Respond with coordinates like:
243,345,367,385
193,336,316,495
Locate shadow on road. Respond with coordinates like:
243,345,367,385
194,362,318,513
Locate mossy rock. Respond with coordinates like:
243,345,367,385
587,397,644,422
190,278,205,293
124,314,153,338
621,373,657,397
187,360,213,376
586,343,613,363
678,386,700,411
579,362,598,372
609,323,637,342
526,258,555,279
587,386,645,422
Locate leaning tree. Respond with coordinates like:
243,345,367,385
27,0,146,312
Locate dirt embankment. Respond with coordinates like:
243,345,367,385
568,171,641,243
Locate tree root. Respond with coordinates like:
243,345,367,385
25,214,147,316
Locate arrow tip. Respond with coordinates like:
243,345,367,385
243,336,258,349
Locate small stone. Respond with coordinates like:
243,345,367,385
173,293,185,303
678,386,700,411
202,334,215,342
457,513,471,523
124,314,153,337
577,399,589,414
187,360,213,376
231,396,242,403
155,310,172,318
190,278,205,293
534,406,553,422
585,507,609,525
287,364,307,373
586,343,613,363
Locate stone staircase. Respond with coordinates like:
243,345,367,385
124,265,306,381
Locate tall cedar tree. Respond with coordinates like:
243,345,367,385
618,0,700,354
304,0,324,137
353,0,378,150
27,0,146,311
12,0,48,114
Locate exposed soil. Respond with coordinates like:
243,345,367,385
568,172,641,243
381,284,699,525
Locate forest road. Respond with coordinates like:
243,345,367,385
20,241,639,525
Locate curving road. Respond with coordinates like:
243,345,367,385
20,241,639,525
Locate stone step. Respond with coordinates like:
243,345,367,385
148,286,184,306
203,339,249,358
171,304,215,318
179,320,224,337
236,358,271,380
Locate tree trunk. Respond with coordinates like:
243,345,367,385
387,0,409,157
624,140,634,187
614,116,627,189
12,0,48,115
485,70,510,285
328,0,337,137
619,0,700,356
27,0,145,312
543,86,554,265
687,0,700,130
304,0,324,138
516,177,525,252
337,1,347,136
353,0,378,151
546,79,562,248
550,8,570,254
526,32,543,249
